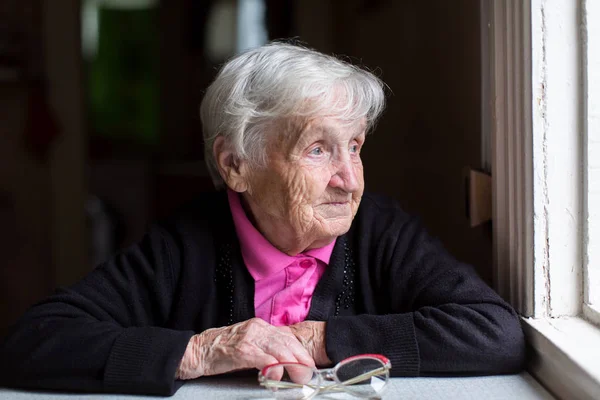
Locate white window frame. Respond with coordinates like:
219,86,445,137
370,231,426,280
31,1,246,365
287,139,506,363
583,0,600,326
487,0,600,398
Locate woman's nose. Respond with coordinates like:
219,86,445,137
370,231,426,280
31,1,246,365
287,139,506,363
329,157,360,192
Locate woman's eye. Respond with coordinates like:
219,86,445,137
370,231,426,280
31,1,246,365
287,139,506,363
350,144,359,153
310,147,323,156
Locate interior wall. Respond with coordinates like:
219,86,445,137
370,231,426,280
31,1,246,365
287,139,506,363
43,0,88,287
0,0,88,337
295,0,492,282
0,85,54,338
0,2,54,337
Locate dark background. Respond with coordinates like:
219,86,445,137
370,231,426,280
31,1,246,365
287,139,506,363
0,0,491,337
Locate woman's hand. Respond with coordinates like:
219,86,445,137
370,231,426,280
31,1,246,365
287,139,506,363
176,318,315,380
284,321,332,367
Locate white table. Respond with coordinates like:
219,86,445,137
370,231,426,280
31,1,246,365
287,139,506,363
0,372,554,399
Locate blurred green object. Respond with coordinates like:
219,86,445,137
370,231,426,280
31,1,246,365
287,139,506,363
88,6,159,146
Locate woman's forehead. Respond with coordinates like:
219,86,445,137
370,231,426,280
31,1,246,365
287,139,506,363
296,117,366,140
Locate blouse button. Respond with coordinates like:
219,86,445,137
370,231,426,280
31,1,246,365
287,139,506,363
300,259,313,268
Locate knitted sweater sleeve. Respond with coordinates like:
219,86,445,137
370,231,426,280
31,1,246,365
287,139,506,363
0,225,194,395
325,213,526,377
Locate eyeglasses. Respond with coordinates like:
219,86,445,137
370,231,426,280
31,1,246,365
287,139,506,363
258,354,391,399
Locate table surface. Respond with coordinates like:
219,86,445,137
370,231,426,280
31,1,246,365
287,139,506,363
0,372,554,400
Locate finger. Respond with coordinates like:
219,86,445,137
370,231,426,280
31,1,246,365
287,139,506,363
264,342,300,364
279,336,315,368
286,364,315,385
263,364,285,382
257,351,310,384
261,341,306,383
254,353,283,381
290,344,316,368
251,327,300,363
276,325,316,368
263,340,317,384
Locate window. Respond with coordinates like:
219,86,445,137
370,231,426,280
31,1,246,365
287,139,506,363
583,0,600,326
237,0,268,53
205,0,268,63
487,0,600,398
82,0,160,147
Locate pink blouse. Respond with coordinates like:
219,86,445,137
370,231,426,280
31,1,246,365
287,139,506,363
227,190,336,326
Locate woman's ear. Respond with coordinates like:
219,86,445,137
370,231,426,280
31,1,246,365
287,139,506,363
213,136,248,192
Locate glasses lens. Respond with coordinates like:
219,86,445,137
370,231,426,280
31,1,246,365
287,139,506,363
335,357,389,398
261,363,320,399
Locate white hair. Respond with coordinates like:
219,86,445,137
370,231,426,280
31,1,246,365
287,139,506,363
200,42,386,189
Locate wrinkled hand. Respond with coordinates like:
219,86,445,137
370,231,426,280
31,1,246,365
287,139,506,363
176,318,315,380
284,321,332,367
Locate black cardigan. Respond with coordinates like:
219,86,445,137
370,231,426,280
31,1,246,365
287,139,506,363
0,191,525,395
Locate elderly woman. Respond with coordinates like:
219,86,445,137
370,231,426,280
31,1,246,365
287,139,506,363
0,43,524,396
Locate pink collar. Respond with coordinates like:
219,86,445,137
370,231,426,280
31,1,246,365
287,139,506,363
227,189,336,281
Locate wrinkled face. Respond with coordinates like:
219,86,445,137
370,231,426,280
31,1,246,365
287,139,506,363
241,117,366,254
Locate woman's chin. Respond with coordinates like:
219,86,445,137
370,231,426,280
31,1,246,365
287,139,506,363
317,217,353,238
